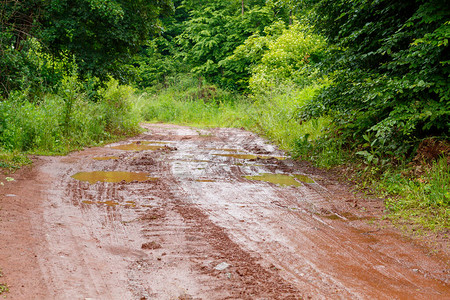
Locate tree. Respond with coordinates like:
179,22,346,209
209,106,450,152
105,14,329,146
176,0,275,87
302,0,450,158
0,0,175,87
39,0,174,79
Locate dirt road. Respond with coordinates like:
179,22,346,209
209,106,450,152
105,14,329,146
0,124,448,299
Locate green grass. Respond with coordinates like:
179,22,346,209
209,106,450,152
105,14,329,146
0,77,141,156
0,151,32,170
136,74,330,153
383,157,449,230
0,269,8,296
0,283,7,296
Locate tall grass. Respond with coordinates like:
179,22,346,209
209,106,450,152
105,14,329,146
137,74,329,153
250,84,330,151
0,76,140,155
384,157,450,230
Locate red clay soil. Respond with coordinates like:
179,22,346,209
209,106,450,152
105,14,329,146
0,124,448,299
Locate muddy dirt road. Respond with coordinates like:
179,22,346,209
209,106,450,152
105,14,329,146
0,124,449,299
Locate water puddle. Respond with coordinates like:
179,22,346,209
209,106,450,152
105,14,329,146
93,156,119,161
72,171,157,184
214,153,286,160
82,200,124,207
321,214,341,220
321,212,370,221
82,200,96,205
206,148,240,152
111,141,166,151
293,174,315,183
245,173,314,186
142,141,171,144
196,179,216,182
125,201,136,207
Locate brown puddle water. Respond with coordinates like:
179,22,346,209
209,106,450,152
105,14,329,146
214,153,286,160
206,148,241,152
196,179,216,182
92,156,119,161
82,200,123,207
245,173,314,187
111,142,165,151
321,212,372,221
72,171,157,184
142,141,171,145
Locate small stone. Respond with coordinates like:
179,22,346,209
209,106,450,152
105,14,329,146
214,262,230,271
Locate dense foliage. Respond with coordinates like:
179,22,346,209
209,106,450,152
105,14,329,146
302,0,450,161
0,0,172,153
1,0,174,95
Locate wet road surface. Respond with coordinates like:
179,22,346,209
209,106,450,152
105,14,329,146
0,124,448,299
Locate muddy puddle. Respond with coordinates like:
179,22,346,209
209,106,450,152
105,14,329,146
111,141,170,151
214,153,287,160
206,148,241,152
143,141,172,144
320,212,372,221
71,171,158,184
92,156,119,161
81,200,136,207
245,173,314,187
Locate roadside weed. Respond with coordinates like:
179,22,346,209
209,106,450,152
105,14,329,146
0,269,8,296
384,157,449,230
0,151,32,170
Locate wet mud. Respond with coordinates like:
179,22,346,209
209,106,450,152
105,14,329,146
0,123,448,299
213,153,287,160
111,142,166,151
92,156,120,161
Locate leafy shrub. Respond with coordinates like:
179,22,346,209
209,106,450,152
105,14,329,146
0,74,140,154
249,21,326,94
97,78,140,134
219,21,286,91
0,37,66,98
302,0,450,161
177,2,275,88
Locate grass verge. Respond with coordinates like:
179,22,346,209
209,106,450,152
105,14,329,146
0,269,8,296
0,77,142,170
0,152,32,170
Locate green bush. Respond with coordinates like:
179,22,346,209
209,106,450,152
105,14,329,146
249,21,326,94
0,75,140,154
302,0,450,161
